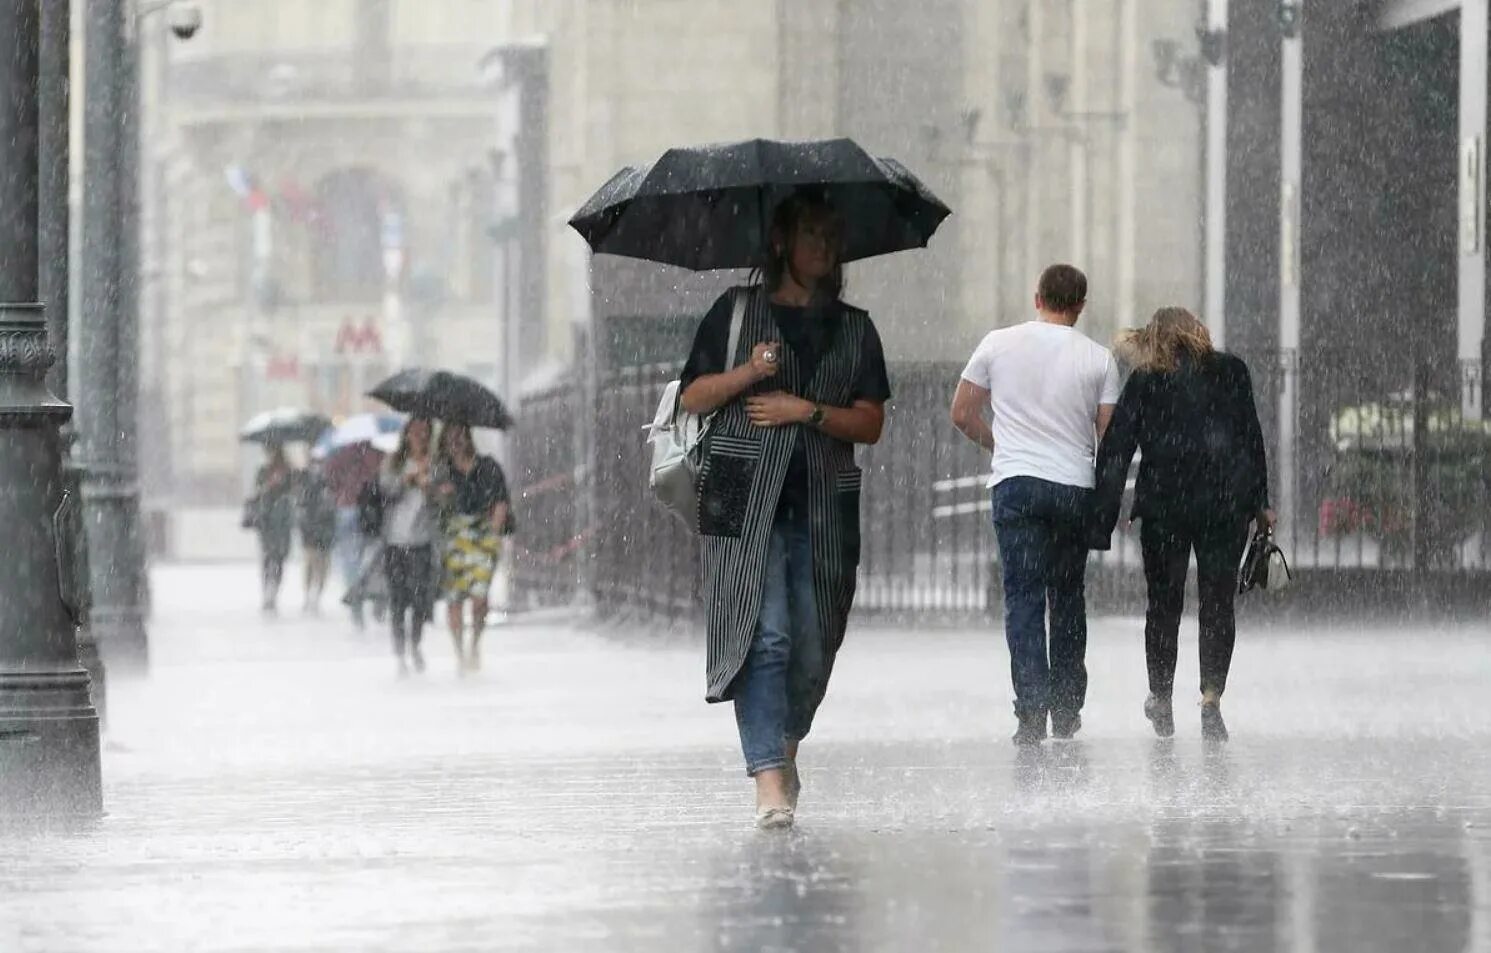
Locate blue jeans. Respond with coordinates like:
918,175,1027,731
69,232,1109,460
734,505,820,776
335,507,366,621
991,477,1091,719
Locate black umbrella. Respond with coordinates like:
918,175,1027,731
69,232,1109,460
367,369,514,430
239,407,332,445
568,137,951,271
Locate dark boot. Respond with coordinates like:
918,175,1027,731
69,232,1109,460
1050,710,1082,740
1144,694,1175,738
1012,711,1047,746
1201,700,1228,743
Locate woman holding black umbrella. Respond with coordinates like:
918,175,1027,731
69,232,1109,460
679,191,892,830
377,417,440,675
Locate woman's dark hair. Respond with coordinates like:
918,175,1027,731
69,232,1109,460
435,421,474,470
391,416,433,471
760,190,845,303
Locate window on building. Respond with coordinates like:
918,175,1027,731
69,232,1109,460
312,167,399,303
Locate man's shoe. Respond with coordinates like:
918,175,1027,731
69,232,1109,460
755,807,795,831
1051,711,1082,740
1012,712,1048,746
1144,694,1175,738
1201,701,1229,743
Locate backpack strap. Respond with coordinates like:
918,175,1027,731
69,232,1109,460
669,286,750,426
724,285,747,371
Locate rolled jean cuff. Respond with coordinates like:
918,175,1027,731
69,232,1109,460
744,757,789,778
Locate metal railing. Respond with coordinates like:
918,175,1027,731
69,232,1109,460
507,351,1491,624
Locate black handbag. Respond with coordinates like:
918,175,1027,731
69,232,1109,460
240,496,261,530
1238,525,1292,594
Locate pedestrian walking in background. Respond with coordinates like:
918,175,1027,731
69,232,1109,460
433,423,511,674
679,191,892,830
950,264,1121,745
298,459,338,613
325,441,385,628
245,444,299,614
1091,307,1273,742
378,417,440,675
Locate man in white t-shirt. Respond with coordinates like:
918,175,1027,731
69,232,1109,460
950,264,1121,745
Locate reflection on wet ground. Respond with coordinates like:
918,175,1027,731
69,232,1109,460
1,565,1489,951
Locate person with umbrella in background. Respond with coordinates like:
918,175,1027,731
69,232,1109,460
574,138,949,831
239,409,329,614
298,457,338,614
367,369,515,663
433,423,511,673
244,444,298,614
376,417,441,675
321,414,402,628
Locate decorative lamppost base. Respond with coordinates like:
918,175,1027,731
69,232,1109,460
0,671,102,818
0,304,104,819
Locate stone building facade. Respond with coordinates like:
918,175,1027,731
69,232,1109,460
145,0,1205,505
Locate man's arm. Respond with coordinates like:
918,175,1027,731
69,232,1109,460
1095,403,1116,441
950,379,995,452
1095,352,1122,441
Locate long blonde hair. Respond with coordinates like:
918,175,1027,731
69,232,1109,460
1118,307,1214,373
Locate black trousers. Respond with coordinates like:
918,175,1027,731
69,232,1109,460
1139,514,1249,699
258,530,290,606
383,544,435,654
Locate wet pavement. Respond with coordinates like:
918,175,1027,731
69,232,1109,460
3,564,1491,952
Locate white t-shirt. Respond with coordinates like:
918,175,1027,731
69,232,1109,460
960,320,1121,489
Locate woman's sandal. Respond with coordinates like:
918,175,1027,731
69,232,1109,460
755,806,795,831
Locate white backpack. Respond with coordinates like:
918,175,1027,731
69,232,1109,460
647,288,747,529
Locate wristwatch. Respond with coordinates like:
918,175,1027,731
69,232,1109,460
807,404,826,428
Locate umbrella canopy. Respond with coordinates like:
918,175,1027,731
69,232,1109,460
239,407,331,445
367,369,514,430
568,137,951,271
311,412,406,459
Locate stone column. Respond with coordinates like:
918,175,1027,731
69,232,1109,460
78,0,149,672
1203,0,1229,347
41,0,107,723
0,0,104,817
1459,0,1487,419
1277,1,1303,551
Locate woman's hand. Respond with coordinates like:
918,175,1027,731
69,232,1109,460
746,392,813,428
748,342,782,382
407,461,431,489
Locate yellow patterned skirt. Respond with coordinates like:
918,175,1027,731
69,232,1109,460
441,513,501,600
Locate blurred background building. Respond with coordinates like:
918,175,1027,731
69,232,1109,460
137,0,1206,544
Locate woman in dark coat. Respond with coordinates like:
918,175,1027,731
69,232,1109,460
1092,307,1273,742
248,444,297,613
679,191,891,830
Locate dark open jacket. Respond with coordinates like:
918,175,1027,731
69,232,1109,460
1092,351,1269,541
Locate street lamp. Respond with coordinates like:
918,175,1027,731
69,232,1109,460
1,0,103,818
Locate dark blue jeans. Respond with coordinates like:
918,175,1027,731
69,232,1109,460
991,477,1091,719
733,505,820,776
